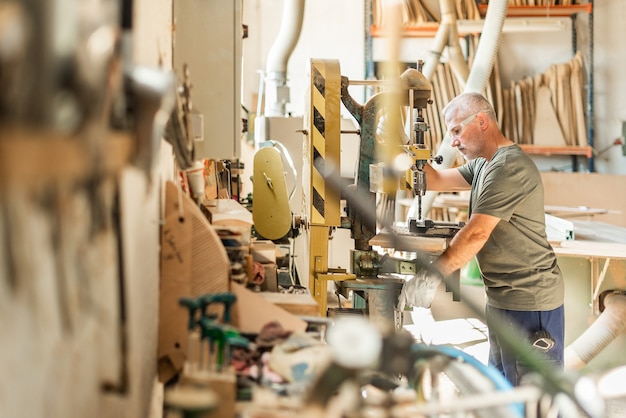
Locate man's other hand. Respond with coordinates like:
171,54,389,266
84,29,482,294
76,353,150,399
397,270,443,310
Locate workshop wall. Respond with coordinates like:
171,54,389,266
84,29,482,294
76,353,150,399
242,0,365,120
0,0,171,417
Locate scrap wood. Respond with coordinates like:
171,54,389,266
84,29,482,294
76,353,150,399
555,62,574,145
374,0,439,27
533,85,567,146
513,83,528,144
509,80,519,143
502,88,511,140
501,53,586,147
453,0,481,20
570,52,588,147
520,79,531,144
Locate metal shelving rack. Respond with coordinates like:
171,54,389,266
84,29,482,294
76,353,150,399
477,2,595,172
364,1,595,172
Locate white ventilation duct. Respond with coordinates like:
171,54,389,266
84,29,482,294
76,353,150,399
408,0,509,219
565,292,626,371
263,0,305,117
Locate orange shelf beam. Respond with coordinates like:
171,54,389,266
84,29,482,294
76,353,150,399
370,23,441,38
478,4,592,18
519,144,593,158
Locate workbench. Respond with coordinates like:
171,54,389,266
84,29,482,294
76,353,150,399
553,220,626,371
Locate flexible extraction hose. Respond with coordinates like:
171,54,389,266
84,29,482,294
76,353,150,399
565,292,626,371
440,0,469,85
421,21,451,81
409,0,509,218
264,0,305,117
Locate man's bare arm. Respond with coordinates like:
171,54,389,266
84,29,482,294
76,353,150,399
424,164,471,192
433,213,500,278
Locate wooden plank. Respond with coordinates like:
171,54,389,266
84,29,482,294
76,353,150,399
370,231,448,253
514,81,528,144
492,50,504,127
521,77,533,144
509,82,520,143
502,88,512,140
570,52,588,147
555,62,573,145
545,205,613,217
554,241,626,259
520,144,591,156
532,86,567,147
434,65,448,143
526,78,534,143
541,172,626,228
258,292,320,317
231,282,307,334
0,129,133,187
158,181,231,383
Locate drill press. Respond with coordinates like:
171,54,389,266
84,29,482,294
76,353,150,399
399,65,463,238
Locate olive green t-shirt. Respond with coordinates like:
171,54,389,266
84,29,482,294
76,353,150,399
457,144,564,311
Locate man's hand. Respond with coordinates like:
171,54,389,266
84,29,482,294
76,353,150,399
397,270,443,310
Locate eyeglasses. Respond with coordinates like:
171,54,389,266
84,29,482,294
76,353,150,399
449,109,491,138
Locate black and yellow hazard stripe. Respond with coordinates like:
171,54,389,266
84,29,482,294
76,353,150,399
308,59,340,227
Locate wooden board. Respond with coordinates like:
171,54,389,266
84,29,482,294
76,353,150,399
502,88,512,140
555,62,573,145
230,283,307,334
521,77,533,144
554,241,626,259
510,81,519,144
158,181,230,383
541,172,626,228
258,292,320,317
570,52,588,147
533,86,567,147
492,49,504,126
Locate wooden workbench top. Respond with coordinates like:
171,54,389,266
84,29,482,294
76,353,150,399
552,220,626,259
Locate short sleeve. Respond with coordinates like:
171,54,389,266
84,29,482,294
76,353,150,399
472,161,536,222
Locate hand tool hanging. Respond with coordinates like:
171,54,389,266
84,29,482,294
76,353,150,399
179,297,203,373
179,292,243,373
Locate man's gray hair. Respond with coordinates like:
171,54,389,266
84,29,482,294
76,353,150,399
442,92,495,120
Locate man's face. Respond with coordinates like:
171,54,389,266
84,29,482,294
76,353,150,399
446,110,485,161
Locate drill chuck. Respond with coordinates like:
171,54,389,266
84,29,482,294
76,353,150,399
414,170,426,196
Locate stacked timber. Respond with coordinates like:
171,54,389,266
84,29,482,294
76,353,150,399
501,52,587,147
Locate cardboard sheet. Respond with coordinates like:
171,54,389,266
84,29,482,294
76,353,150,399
230,283,307,334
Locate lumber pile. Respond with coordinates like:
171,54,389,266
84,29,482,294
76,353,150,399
373,0,481,27
476,1,584,6
371,1,588,151
501,52,588,147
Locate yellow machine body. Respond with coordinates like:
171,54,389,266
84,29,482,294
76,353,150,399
302,59,348,314
252,146,292,240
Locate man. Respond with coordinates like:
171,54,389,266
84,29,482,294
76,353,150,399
398,92,564,386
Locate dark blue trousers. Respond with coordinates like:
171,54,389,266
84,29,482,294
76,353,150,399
485,304,564,386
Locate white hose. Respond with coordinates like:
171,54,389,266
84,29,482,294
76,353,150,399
264,0,305,117
421,21,451,80
440,0,469,87
565,292,626,371
415,0,509,218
